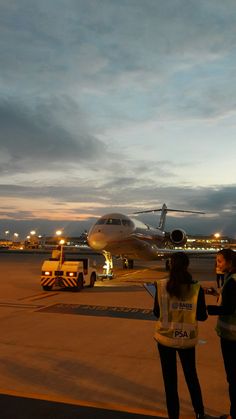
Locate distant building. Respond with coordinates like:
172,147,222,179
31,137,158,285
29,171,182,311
184,234,234,250
41,230,89,248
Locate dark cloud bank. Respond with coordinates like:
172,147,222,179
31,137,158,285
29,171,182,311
0,182,236,238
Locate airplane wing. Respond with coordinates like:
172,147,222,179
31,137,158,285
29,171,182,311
129,233,218,257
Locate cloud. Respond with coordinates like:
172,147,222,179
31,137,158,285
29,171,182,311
1,0,236,238
1,2,236,93
0,181,236,216
0,96,106,174
0,179,236,237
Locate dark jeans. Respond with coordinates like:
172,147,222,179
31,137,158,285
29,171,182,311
221,338,236,419
157,343,204,419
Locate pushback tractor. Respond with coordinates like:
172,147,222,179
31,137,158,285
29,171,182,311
41,256,97,291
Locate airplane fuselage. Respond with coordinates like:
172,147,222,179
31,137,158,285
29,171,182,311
87,212,166,260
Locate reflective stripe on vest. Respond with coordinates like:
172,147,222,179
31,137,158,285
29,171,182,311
216,274,236,341
154,278,200,348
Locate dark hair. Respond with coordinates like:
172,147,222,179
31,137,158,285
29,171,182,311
166,252,192,298
217,248,236,273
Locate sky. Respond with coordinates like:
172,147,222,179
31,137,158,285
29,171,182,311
1,0,236,240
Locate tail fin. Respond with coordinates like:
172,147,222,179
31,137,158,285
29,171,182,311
133,203,205,231
158,203,168,230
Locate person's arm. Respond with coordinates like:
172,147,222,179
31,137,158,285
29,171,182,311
207,305,224,315
207,278,236,315
196,286,208,321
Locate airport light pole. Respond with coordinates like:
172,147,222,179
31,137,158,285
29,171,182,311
59,239,65,267
29,230,39,248
214,232,221,250
55,230,63,241
5,230,10,244
13,232,19,242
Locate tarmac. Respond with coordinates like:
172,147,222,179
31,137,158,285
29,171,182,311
0,251,229,418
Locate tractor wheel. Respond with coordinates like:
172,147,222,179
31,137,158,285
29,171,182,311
89,272,96,288
77,273,84,291
42,285,52,291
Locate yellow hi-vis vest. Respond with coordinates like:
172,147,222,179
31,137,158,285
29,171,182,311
154,278,200,348
216,273,236,341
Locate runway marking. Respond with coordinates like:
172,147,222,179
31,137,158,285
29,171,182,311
18,292,59,301
95,282,143,288
0,301,44,309
28,292,59,301
119,269,145,277
36,302,156,320
18,292,47,300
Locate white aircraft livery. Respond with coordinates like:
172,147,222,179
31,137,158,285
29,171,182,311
87,203,205,270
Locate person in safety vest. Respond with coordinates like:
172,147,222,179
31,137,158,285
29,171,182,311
207,249,236,419
153,252,208,419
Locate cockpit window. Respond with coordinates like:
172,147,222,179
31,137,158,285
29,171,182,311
122,219,131,227
95,218,106,225
105,218,121,225
96,218,131,226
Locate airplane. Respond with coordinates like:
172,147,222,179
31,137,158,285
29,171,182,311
87,203,207,274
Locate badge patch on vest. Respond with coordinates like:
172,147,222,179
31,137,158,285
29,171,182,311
173,329,190,338
171,302,193,310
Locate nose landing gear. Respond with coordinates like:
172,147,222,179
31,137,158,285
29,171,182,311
101,250,113,279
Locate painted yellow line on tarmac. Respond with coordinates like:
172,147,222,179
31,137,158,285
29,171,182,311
18,292,47,300
19,292,59,301
0,301,42,309
28,292,59,301
120,270,144,277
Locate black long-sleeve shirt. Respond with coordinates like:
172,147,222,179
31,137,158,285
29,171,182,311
207,274,236,316
153,281,208,321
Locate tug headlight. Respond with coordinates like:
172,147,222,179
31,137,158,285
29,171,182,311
66,271,77,277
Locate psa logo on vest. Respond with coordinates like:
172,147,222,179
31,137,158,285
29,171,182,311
173,329,190,338
171,302,193,310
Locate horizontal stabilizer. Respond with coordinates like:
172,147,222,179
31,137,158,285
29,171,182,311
133,208,205,215
133,203,205,230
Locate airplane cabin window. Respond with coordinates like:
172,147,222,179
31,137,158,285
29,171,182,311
96,219,106,225
106,218,121,225
122,219,131,227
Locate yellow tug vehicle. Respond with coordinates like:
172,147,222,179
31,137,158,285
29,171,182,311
41,257,97,291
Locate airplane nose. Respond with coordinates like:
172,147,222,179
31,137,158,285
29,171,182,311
88,232,107,250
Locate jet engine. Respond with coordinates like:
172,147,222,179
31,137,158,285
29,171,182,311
169,229,187,246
